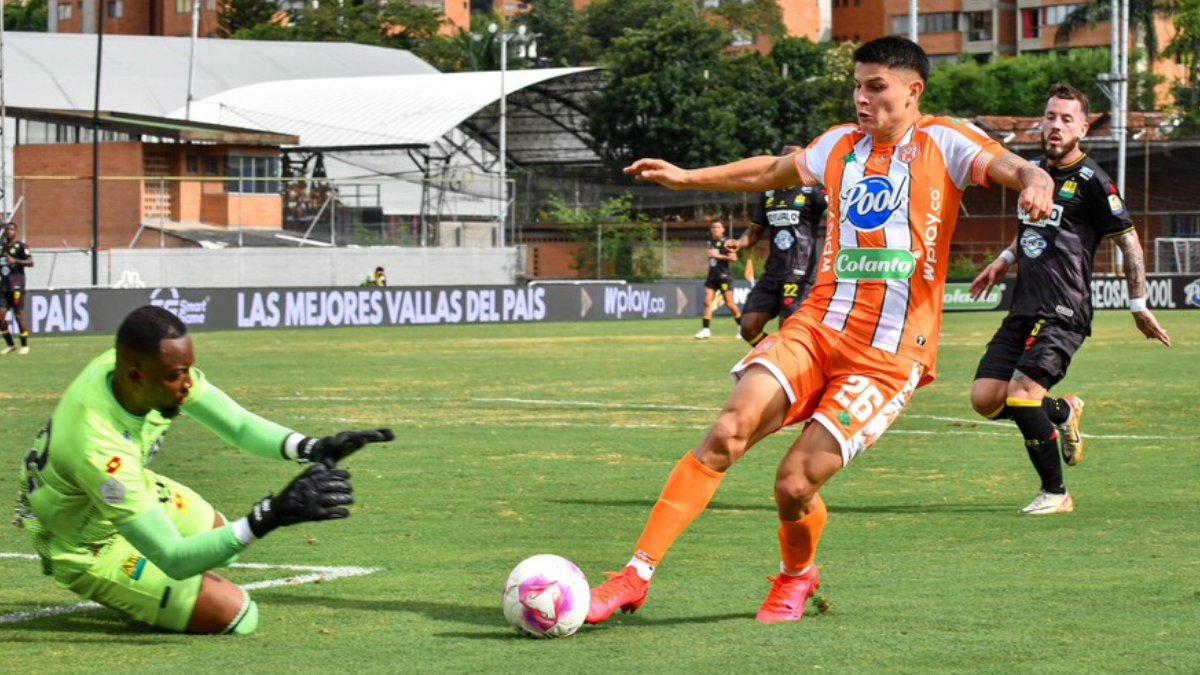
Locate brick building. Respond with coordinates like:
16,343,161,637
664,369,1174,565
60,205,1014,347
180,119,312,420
10,108,297,249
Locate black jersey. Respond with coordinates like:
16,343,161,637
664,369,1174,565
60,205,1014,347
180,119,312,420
750,185,825,280
1,238,30,288
706,235,733,281
1009,154,1133,334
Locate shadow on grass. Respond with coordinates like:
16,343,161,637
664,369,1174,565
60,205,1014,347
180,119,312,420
550,498,775,512
434,611,751,640
253,591,498,627
554,498,1009,515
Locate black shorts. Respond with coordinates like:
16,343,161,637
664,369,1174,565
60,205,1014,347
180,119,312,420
0,284,23,311
742,276,811,322
974,315,1086,390
704,276,733,292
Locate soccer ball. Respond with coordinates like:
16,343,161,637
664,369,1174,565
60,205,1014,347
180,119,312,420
501,554,590,638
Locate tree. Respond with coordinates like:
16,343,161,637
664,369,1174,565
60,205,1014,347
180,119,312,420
709,0,785,44
524,0,576,67
541,193,659,281
587,9,743,170
5,0,48,31
218,0,277,39
774,39,856,143
1054,0,1175,62
568,0,696,64
1165,0,1200,134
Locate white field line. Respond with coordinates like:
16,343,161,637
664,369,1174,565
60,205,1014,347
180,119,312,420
0,553,381,625
270,394,1180,440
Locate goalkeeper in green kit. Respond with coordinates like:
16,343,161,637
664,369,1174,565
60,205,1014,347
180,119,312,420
13,305,393,634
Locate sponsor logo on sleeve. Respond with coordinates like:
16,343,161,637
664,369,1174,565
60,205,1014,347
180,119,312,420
100,478,126,504
1107,193,1125,214
105,457,122,474
1079,166,1095,181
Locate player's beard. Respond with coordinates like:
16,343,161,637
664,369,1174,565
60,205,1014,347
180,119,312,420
160,405,181,419
1042,133,1079,161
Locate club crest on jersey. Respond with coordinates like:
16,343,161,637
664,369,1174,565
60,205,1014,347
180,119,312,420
1020,229,1047,259
840,175,909,231
773,229,796,251
897,143,920,163
1059,180,1077,198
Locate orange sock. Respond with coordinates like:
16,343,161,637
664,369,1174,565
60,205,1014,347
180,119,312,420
778,493,828,574
633,452,725,567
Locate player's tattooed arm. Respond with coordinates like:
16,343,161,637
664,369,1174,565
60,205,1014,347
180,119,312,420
1115,230,1147,299
1114,228,1171,346
987,151,1054,221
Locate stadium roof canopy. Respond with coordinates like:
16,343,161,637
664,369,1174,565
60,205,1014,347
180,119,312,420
3,32,603,218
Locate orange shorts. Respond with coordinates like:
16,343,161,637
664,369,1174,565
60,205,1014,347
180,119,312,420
730,313,925,466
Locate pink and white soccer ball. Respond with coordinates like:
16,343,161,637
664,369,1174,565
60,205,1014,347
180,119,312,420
501,554,590,638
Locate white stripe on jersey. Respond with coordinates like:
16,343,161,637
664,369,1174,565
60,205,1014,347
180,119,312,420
871,126,917,353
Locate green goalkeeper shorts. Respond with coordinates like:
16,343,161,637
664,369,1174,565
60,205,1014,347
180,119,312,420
57,474,218,632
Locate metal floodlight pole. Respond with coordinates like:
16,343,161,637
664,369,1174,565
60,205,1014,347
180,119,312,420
489,23,527,250
909,0,919,42
91,0,106,287
185,0,201,120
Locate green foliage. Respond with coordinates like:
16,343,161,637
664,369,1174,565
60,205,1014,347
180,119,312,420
587,10,740,168
524,0,576,68
1166,0,1200,135
4,0,47,31
541,193,660,281
709,0,785,43
228,0,445,51
925,50,1119,116
217,0,277,39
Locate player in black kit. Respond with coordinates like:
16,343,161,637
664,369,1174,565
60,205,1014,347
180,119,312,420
969,84,1170,515
1,221,34,355
695,220,742,339
725,144,827,346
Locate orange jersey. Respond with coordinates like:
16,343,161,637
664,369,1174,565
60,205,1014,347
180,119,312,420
793,115,1003,383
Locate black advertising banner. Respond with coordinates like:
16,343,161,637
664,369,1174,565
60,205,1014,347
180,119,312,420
13,275,1199,337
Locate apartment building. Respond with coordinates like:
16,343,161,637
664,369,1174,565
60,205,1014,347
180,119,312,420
831,0,1176,65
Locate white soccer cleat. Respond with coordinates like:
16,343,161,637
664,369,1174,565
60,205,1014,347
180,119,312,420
1058,395,1085,466
694,328,711,339
17,346,29,355
1020,490,1073,515
0,346,15,355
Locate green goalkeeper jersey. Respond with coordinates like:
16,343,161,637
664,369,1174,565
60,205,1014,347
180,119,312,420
18,349,297,578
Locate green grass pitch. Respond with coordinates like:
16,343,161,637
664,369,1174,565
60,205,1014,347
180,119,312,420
1,311,1197,674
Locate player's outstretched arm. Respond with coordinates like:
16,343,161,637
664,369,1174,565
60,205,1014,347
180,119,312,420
970,239,1018,300
986,151,1054,222
726,224,764,254
1114,229,1171,346
243,463,355,539
116,464,356,580
290,428,395,467
624,155,798,193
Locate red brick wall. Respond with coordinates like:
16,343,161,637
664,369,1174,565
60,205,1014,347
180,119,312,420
15,142,144,249
54,0,220,37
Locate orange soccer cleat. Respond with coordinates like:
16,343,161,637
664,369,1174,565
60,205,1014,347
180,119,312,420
756,566,820,623
584,566,649,624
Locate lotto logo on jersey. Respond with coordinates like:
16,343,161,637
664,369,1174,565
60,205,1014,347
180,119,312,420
840,175,909,231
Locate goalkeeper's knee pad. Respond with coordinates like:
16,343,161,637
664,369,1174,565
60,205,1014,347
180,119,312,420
227,598,259,635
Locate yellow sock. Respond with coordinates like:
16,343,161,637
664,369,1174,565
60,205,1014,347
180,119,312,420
633,452,724,567
778,493,827,574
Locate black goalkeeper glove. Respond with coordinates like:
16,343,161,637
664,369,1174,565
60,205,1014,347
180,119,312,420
246,463,354,539
296,428,394,467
